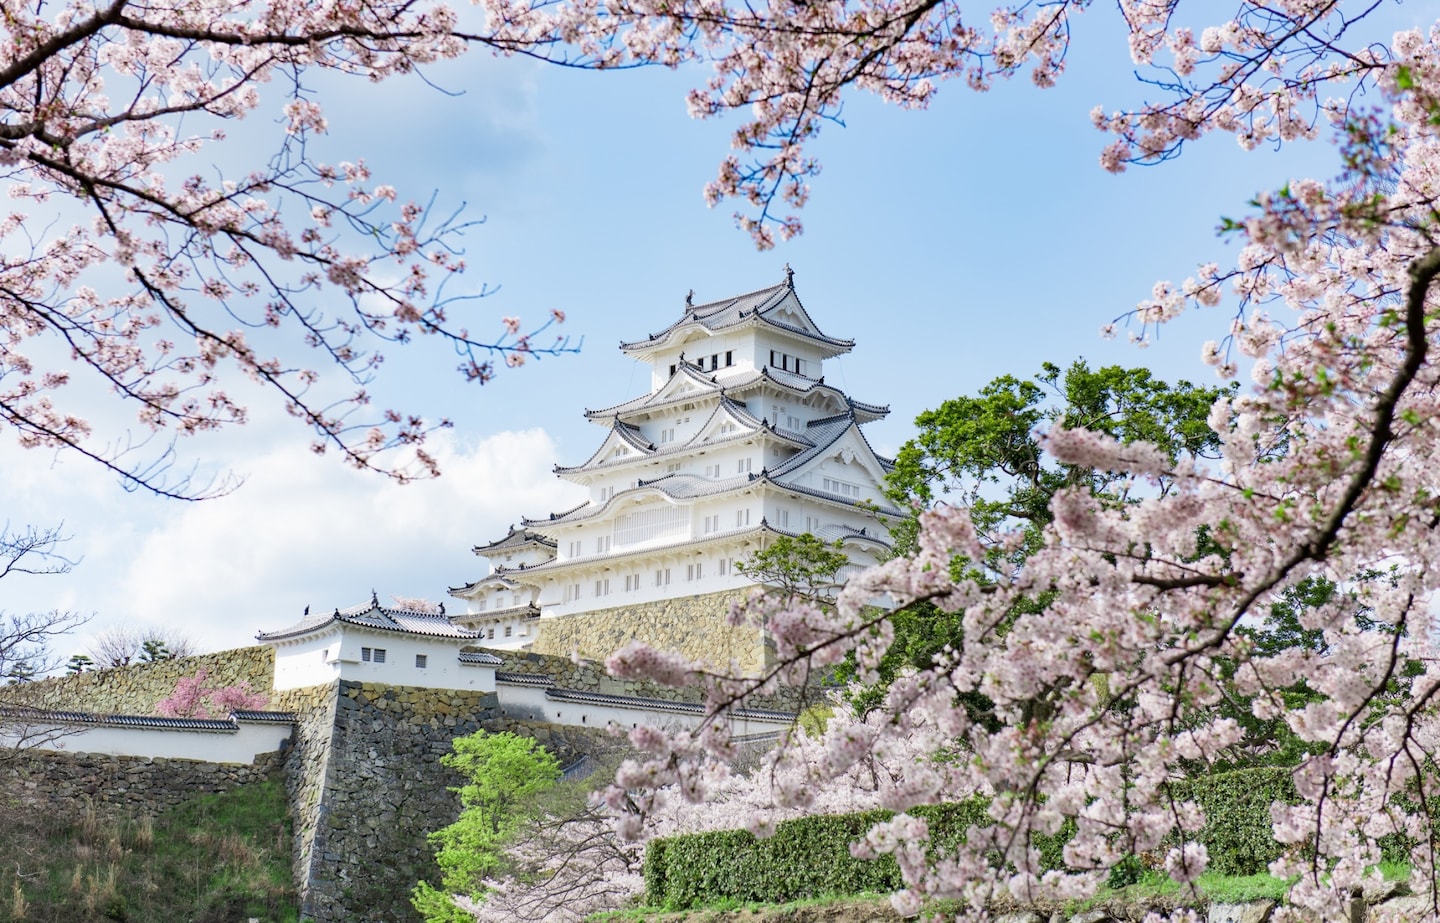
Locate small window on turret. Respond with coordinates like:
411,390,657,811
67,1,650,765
725,351,733,366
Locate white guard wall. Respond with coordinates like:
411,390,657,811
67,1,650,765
496,681,790,737
2,720,293,763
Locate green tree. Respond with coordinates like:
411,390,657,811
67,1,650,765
737,534,851,605
848,360,1233,714
887,359,1234,561
413,730,562,923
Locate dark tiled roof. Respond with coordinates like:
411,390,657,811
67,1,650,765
473,526,557,554
618,276,853,354
459,651,504,666
0,705,295,732
231,710,298,723
495,671,554,686
257,601,481,642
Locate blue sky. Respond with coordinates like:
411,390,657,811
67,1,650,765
2,4,1413,660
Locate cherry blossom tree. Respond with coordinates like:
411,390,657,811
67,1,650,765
0,0,576,499
155,668,268,717
554,12,1440,923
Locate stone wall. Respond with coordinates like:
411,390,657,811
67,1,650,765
9,646,275,715
272,681,340,920
289,679,612,923
1,747,285,817
531,590,766,674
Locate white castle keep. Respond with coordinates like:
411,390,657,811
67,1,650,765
449,269,902,663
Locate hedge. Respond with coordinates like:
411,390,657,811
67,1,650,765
644,799,1056,909
642,766,1403,909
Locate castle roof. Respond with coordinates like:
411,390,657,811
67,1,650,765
473,526,557,555
618,274,854,358
583,364,887,425
524,408,900,529
557,396,807,477
256,599,480,643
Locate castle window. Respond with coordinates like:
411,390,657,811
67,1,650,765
655,568,671,587
725,351,733,367
703,514,720,534
477,598,487,612
594,578,610,596
687,562,703,581
362,647,387,663
705,463,720,477
736,508,751,528
505,626,513,637
669,364,677,376
823,477,861,498
595,535,611,554
719,558,730,576
776,509,791,528
487,628,495,639
415,654,428,669
737,458,752,473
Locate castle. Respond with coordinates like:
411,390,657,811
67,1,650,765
449,268,901,670
3,271,901,922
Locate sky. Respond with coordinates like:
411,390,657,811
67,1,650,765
1,4,1425,663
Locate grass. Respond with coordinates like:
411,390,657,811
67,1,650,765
0,779,298,923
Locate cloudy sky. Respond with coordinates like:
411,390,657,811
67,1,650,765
2,5,1423,662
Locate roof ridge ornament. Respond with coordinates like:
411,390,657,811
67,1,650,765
686,289,694,307
783,263,794,286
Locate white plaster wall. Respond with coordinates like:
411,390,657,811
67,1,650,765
496,682,789,736
272,631,343,691
2,720,293,763
335,632,496,692
273,630,498,692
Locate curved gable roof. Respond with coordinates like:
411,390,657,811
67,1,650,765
619,275,853,357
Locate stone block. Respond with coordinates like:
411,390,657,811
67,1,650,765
1209,901,1275,923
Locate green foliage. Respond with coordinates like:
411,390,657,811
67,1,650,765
64,654,94,675
0,780,296,923
886,360,1234,559
644,766,1397,909
1168,768,1300,876
645,801,993,909
737,534,851,603
855,361,1234,715
413,730,562,922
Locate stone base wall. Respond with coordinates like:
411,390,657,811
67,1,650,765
531,590,766,674
0,747,285,818
8,647,275,715
290,679,613,923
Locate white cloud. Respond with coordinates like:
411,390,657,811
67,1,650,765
106,428,582,653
